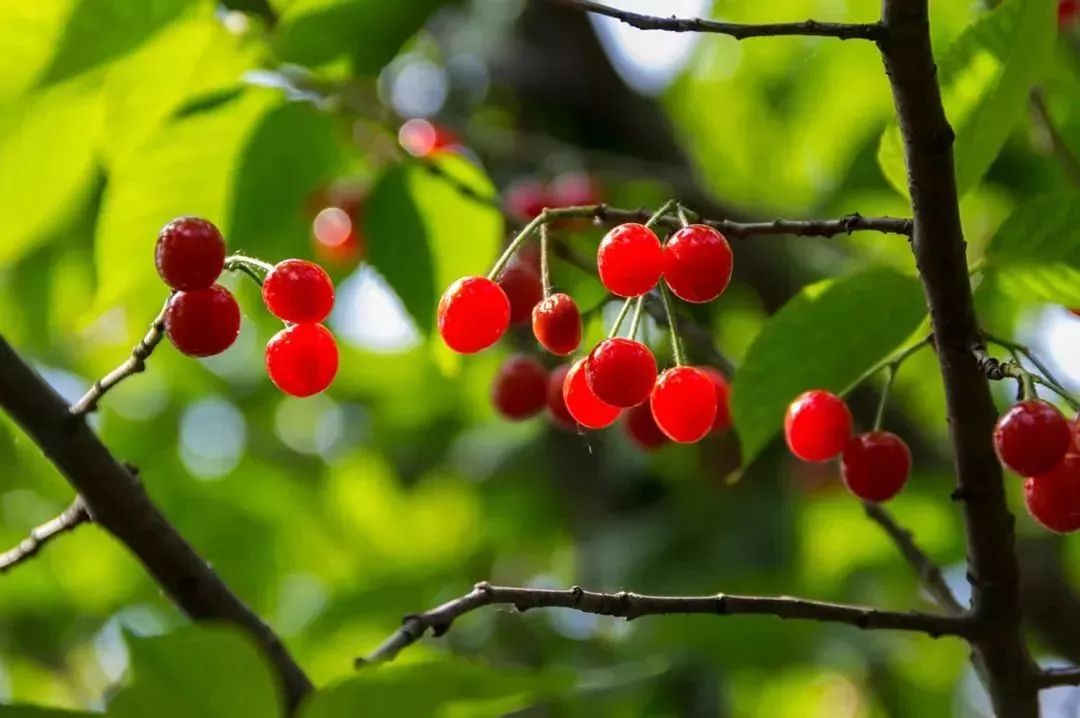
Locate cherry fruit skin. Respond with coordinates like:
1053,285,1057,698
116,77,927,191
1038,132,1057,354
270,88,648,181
597,223,663,297
546,363,576,428
700,367,732,433
663,225,733,303
1024,454,1080,533
493,355,548,420
262,259,335,324
650,366,717,443
563,358,621,429
840,431,911,502
993,399,1071,476
497,261,543,325
155,217,226,291
532,293,582,356
437,276,511,354
265,323,339,397
784,390,853,462
625,402,669,450
164,285,240,357
586,338,657,408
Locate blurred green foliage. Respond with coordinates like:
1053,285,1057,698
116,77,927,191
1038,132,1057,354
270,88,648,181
0,0,1077,715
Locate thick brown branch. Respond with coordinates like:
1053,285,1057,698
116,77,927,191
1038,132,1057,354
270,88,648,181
358,581,972,666
0,336,312,711
863,502,964,615
1036,667,1080,689
550,0,883,41
0,497,90,573
880,1,1038,713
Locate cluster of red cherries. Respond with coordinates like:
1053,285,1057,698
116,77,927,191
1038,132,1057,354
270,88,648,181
783,390,911,503
437,216,735,447
993,398,1080,533
154,217,339,397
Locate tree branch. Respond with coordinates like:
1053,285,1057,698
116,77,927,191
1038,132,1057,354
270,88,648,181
0,335,313,712
358,581,972,666
1036,666,1080,689
880,1,1038,713
863,502,964,615
0,497,90,573
549,0,883,41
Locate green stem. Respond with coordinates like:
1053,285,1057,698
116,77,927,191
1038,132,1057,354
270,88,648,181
985,334,1080,411
676,203,691,228
224,255,274,286
644,199,678,231
658,282,686,366
609,296,635,339
628,294,646,339
874,366,897,431
488,212,548,281
539,222,552,297
846,334,933,399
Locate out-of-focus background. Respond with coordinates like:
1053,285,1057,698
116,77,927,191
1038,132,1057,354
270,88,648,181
2,0,1080,715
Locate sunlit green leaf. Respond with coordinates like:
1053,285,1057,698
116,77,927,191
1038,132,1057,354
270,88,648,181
0,706,96,717
107,625,283,718
731,268,927,464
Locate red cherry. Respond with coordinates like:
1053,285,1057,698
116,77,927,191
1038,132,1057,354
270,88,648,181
1060,0,1080,27
662,224,733,303
312,198,364,267
262,259,335,324
549,170,601,207
505,179,549,221
165,285,241,357
492,355,548,420
1024,454,1080,533
650,366,717,443
497,261,543,325
597,223,663,297
437,276,511,354
784,390,853,462
546,363,576,428
585,338,657,408
398,119,459,157
532,293,582,356
700,367,732,433
155,217,226,291
840,431,911,502
993,399,1071,476
562,358,620,429
265,323,339,397
625,402,669,450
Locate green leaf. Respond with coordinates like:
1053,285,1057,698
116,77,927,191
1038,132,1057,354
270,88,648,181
274,0,443,72
363,156,502,332
0,1,70,99
0,75,104,266
0,706,97,717
878,0,1056,197
731,268,927,464
107,625,283,718
301,659,569,718
37,0,196,88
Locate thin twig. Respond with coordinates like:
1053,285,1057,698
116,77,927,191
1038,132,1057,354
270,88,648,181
358,581,972,666
0,497,91,573
1031,88,1080,186
550,0,884,41
863,503,965,615
1036,667,1080,689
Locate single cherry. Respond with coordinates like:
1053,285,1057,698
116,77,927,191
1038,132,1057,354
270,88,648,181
784,389,853,462
586,338,657,408
165,284,241,357
532,293,582,356
497,260,543,325
562,358,620,429
262,259,335,324
663,224,733,303
155,217,226,291
597,223,663,297
650,366,717,443
1024,454,1080,533
437,276,511,354
549,170,601,208
505,179,549,221
841,431,911,502
625,402,669,450
546,363,576,428
699,367,732,433
492,355,548,420
265,323,339,397
993,399,1071,476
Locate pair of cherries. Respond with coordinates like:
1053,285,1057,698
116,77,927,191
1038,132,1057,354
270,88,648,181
155,217,338,397
784,390,911,503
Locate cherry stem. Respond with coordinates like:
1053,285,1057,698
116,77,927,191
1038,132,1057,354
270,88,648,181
645,199,678,231
658,282,687,366
609,296,635,339
676,204,691,228
850,334,932,401
874,365,897,431
225,255,273,287
488,212,548,281
539,222,552,298
985,334,1080,411
628,294,646,339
